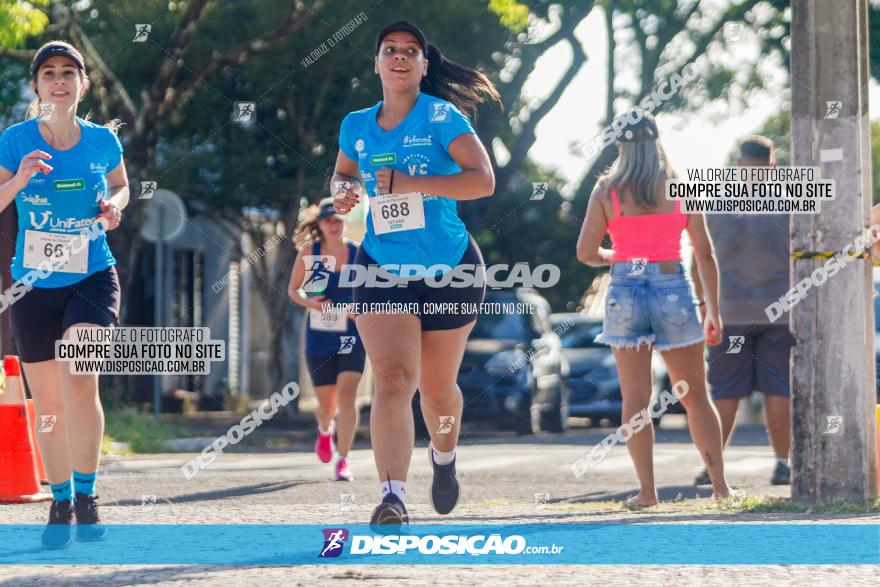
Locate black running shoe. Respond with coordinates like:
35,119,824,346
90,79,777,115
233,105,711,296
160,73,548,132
770,460,791,485
694,468,711,486
74,494,106,542
429,447,460,515
41,500,73,550
370,493,409,529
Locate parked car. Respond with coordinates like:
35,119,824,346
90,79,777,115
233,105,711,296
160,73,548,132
551,312,673,426
413,289,569,435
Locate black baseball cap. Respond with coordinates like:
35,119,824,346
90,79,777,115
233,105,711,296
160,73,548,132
30,41,85,76
375,21,428,54
617,109,660,142
318,201,343,221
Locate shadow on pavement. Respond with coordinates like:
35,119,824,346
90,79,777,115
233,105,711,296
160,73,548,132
105,480,316,507
567,484,717,503
432,508,876,524
0,565,289,586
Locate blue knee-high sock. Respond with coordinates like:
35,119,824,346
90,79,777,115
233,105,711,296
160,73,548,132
72,470,97,496
50,479,73,503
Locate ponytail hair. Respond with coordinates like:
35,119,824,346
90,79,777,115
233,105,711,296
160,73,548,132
293,204,323,249
421,43,501,120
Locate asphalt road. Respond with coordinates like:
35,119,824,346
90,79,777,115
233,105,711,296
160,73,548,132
1,421,877,586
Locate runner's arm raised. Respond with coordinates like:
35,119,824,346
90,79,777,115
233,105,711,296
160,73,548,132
97,160,130,231
331,149,362,215
105,160,130,211
287,247,325,311
383,134,494,201
0,150,53,213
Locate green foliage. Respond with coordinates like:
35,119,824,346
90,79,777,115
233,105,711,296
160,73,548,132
102,408,184,453
487,0,530,31
714,494,880,514
0,0,49,48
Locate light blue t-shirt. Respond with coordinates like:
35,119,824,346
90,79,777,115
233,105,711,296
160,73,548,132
0,117,122,288
338,92,475,274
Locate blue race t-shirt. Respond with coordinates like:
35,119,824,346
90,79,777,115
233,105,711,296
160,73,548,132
338,92,475,275
0,117,122,288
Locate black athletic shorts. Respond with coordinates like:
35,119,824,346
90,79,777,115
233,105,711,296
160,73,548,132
306,349,366,387
352,234,486,331
10,267,121,363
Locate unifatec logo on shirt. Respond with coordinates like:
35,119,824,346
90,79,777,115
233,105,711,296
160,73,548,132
29,211,51,229
54,179,85,191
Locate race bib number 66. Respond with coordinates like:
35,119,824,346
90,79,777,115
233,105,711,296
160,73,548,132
23,230,89,274
369,192,426,235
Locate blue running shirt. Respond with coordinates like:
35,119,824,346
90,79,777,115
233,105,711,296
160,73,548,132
0,117,122,288
338,92,475,275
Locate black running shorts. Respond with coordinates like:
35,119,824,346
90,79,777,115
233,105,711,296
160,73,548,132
10,267,121,363
352,234,486,331
306,349,367,387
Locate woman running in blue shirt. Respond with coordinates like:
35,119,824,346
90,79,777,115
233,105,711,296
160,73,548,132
332,21,500,526
0,41,129,547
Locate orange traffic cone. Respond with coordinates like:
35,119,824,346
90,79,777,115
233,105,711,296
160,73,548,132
26,399,47,484
0,355,51,503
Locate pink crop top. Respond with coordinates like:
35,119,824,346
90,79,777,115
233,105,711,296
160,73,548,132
606,187,688,262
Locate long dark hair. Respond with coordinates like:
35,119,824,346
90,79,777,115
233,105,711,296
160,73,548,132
421,43,501,120
376,21,501,119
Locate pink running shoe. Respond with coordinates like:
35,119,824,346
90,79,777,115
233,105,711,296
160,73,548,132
335,457,353,481
315,424,334,463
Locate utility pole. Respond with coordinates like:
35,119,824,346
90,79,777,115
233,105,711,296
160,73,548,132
790,0,878,502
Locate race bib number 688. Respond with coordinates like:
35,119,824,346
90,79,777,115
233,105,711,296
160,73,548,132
369,192,426,235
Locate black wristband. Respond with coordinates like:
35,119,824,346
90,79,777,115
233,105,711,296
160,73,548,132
389,169,395,193
695,300,706,307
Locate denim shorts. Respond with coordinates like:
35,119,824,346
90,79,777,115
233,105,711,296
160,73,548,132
595,261,705,351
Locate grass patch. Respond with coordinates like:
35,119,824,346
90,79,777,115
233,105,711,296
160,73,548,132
714,494,880,514
102,408,185,454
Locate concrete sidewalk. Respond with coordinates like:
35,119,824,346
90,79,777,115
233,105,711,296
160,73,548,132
1,426,877,585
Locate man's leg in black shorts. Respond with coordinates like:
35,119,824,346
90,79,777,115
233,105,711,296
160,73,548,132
754,325,794,460
707,324,757,446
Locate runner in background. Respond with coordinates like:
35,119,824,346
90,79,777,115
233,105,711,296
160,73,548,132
576,110,735,507
0,41,128,547
690,136,794,486
331,21,499,526
288,199,364,481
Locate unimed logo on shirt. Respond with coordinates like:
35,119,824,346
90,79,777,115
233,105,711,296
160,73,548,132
54,179,85,191
370,153,396,165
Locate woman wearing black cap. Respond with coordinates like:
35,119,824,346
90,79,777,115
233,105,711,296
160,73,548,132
331,21,500,526
0,41,128,546
288,198,365,481
576,109,735,507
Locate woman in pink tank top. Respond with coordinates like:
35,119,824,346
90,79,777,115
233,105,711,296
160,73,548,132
575,110,736,507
